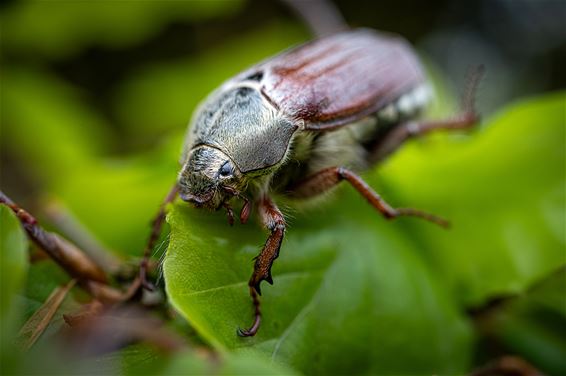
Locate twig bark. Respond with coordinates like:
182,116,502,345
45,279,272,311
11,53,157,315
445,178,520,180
43,199,122,274
0,190,133,303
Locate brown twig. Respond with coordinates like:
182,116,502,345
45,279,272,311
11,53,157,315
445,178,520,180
0,190,132,303
1,191,107,283
43,199,122,274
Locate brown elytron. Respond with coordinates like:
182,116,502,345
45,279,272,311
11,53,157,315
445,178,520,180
140,29,482,337
230,29,425,129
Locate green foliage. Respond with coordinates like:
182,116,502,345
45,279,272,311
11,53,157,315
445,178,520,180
0,1,244,58
486,268,566,374
78,344,296,376
0,206,29,374
1,68,110,181
0,206,28,320
379,92,565,306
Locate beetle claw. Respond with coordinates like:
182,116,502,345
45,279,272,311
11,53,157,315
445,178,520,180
237,327,254,338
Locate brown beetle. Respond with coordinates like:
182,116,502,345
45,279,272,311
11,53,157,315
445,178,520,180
142,28,481,337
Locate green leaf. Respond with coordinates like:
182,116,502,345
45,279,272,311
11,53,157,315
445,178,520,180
163,350,298,376
164,194,472,373
0,205,28,320
1,68,111,182
485,268,566,374
0,205,29,374
379,92,566,306
86,344,297,375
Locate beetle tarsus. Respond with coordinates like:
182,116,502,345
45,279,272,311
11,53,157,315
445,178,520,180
238,286,262,337
395,208,450,228
240,197,285,335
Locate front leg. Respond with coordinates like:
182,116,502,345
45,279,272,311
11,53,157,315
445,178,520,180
139,184,179,290
238,196,285,337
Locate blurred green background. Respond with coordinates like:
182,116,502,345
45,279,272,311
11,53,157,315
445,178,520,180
0,0,564,375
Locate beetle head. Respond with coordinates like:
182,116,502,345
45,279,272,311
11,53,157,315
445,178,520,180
178,145,244,210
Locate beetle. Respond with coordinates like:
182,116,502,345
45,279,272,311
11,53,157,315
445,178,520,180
141,28,482,337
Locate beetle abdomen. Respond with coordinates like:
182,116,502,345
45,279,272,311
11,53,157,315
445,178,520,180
376,84,432,123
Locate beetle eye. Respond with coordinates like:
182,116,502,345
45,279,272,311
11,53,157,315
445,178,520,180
218,161,233,177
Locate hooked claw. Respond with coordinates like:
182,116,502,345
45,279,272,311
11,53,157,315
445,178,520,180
237,323,259,337
238,286,262,337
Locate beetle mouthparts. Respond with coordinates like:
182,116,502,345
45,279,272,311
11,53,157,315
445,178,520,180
180,191,214,206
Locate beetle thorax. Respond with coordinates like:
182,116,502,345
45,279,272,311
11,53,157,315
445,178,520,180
185,86,298,175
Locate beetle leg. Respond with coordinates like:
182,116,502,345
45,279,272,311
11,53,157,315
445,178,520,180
370,114,479,163
222,186,252,224
139,184,178,291
238,196,285,337
239,195,252,224
371,65,484,163
290,167,449,227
